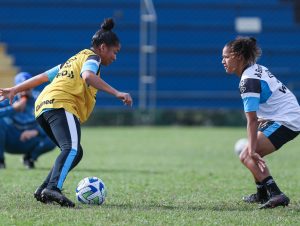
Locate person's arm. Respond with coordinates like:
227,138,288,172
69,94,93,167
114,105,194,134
82,70,132,106
20,129,39,142
245,111,265,172
0,73,49,104
240,77,265,171
246,111,259,155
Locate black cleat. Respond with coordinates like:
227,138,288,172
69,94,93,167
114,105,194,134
41,188,75,208
23,157,35,169
242,193,269,204
34,185,48,203
259,193,290,209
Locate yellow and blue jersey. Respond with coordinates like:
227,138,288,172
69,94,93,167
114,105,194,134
35,49,101,123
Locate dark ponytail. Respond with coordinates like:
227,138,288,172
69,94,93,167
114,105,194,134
91,18,120,47
226,36,262,65
101,18,115,31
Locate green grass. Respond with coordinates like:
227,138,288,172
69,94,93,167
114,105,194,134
1,127,300,225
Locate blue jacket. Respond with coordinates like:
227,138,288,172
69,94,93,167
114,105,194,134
0,91,44,134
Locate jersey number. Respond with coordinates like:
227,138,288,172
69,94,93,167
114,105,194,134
279,85,287,93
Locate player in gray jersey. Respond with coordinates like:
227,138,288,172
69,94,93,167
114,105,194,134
222,36,300,209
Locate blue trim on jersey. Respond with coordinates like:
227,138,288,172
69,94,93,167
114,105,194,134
80,60,99,75
260,80,272,103
45,65,60,82
243,96,260,112
261,122,281,137
57,148,77,189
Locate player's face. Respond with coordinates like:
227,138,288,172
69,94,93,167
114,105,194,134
99,43,121,66
222,46,241,75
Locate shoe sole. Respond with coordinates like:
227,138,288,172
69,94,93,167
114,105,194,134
242,196,269,204
259,198,290,209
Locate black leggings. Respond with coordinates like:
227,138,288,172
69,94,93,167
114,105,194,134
36,108,83,190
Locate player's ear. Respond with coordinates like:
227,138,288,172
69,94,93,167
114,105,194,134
99,44,107,52
236,54,243,61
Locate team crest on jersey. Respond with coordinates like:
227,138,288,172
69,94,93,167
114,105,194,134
239,78,261,94
239,80,247,93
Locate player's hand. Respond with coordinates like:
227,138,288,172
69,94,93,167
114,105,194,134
20,130,38,141
116,92,133,107
250,152,266,172
0,87,16,104
13,96,27,112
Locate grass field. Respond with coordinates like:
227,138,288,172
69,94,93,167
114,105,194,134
1,126,300,225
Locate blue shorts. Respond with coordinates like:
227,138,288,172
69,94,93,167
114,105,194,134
258,121,299,150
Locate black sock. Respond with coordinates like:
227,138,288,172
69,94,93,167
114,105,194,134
255,181,268,198
262,176,281,196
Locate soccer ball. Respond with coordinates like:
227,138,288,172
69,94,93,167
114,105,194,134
76,177,106,205
234,138,248,156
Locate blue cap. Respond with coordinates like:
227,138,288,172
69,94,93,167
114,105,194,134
14,72,32,85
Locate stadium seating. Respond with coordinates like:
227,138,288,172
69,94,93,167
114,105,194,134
0,0,299,109
0,43,18,87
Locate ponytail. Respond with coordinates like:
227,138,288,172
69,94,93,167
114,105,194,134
91,18,120,47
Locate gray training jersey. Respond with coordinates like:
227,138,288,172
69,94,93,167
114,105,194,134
239,64,300,131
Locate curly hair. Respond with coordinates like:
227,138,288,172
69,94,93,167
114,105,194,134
226,36,262,65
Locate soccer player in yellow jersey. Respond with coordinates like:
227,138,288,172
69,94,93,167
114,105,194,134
0,18,132,207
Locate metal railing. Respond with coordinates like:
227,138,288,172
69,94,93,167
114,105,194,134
139,0,157,110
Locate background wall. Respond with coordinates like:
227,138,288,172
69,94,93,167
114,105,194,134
0,0,299,124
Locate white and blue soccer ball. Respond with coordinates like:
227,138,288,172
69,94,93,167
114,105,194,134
76,176,106,205
234,138,248,156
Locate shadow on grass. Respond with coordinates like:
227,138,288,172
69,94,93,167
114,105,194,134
99,202,254,212
24,167,163,175
99,203,204,211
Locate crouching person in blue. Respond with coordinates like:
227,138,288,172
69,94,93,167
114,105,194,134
0,72,56,169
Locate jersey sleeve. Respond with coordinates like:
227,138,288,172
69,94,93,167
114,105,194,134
80,55,101,75
45,65,61,82
239,78,261,112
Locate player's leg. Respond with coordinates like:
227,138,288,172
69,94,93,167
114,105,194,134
33,113,59,203
34,113,83,205
240,132,275,203
240,132,274,203
241,121,298,208
38,109,82,207
44,109,82,190
257,122,298,208
34,145,82,204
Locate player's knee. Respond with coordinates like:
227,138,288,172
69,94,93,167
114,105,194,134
60,143,73,152
239,149,248,164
